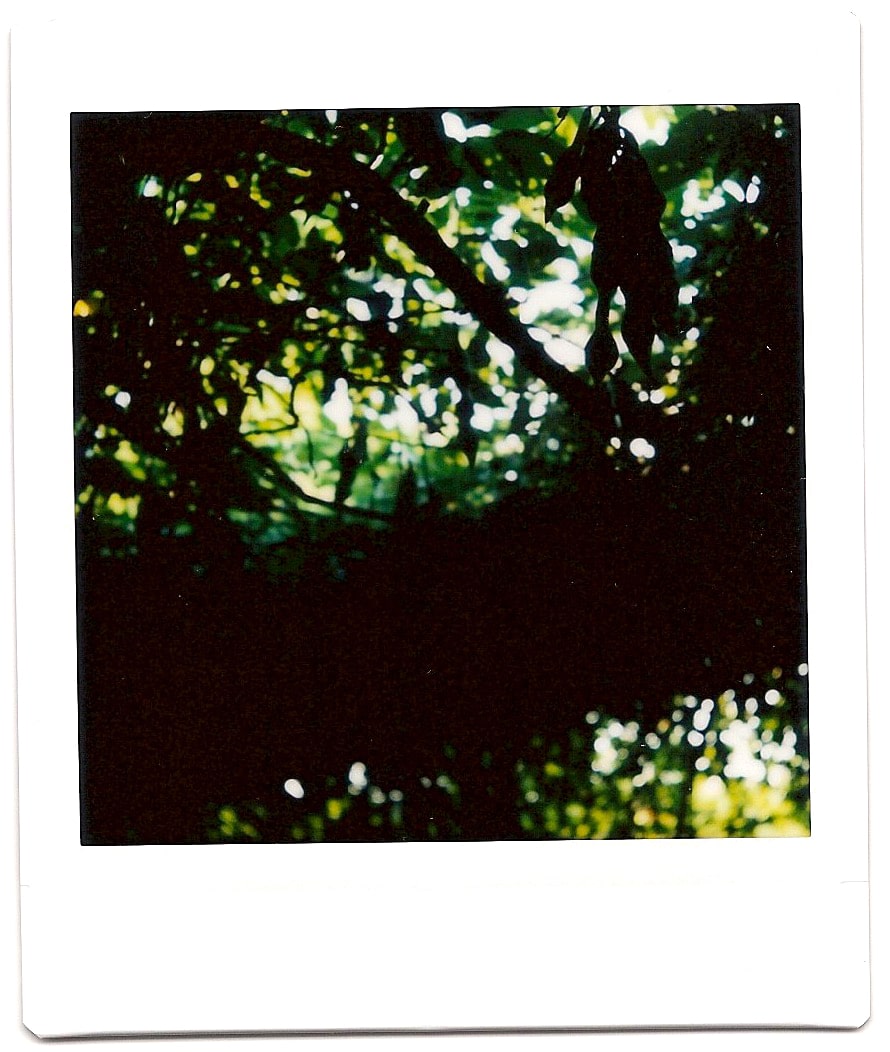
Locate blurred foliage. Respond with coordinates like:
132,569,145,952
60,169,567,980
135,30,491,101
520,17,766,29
72,105,807,844
208,667,808,842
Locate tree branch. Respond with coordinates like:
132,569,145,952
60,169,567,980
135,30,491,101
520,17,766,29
78,111,611,431
267,127,609,428
234,432,393,524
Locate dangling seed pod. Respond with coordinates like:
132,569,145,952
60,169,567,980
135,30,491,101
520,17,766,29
544,105,679,383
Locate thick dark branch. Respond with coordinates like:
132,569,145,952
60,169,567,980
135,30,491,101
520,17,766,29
77,111,610,430
267,128,609,427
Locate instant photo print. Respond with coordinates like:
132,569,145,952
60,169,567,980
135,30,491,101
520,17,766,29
12,2,869,1037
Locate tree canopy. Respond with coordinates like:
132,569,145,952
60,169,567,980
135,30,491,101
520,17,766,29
72,104,808,844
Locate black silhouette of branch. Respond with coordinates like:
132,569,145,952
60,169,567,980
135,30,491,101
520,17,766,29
75,111,610,430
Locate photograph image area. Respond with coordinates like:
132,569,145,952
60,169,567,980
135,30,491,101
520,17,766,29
72,105,808,845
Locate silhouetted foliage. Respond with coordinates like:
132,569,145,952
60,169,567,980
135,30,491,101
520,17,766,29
72,105,806,844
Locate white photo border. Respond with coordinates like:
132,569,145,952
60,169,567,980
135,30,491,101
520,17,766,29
12,1,869,1036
